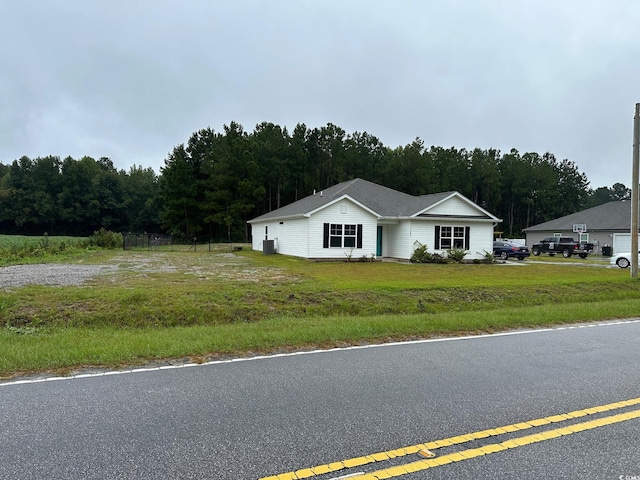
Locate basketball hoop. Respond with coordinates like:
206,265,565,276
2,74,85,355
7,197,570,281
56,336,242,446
573,224,587,234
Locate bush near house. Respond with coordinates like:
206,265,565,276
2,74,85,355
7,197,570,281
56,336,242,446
410,242,467,264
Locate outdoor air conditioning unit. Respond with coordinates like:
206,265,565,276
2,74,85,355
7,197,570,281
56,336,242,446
263,239,275,255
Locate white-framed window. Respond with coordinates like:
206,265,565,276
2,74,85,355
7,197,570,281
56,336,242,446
324,223,362,248
329,224,343,247
435,225,470,250
343,224,357,247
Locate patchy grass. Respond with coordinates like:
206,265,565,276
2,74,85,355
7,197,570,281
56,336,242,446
0,249,638,378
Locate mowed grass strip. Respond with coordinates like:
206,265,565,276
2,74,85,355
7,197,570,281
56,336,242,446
2,299,640,378
0,249,638,378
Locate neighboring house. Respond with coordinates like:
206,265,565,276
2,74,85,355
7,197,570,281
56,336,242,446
247,178,501,261
523,201,637,254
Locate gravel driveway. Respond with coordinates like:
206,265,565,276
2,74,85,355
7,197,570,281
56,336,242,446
0,264,116,289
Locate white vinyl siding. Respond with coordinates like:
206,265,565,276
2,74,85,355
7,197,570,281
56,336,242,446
406,220,493,261
309,199,377,259
425,196,484,217
385,222,410,259
251,217,309,257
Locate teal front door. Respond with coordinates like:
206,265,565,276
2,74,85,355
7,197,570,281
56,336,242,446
376,226,383,257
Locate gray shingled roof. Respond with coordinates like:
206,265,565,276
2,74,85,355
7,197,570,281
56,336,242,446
248,178,463,222
523,201,633,232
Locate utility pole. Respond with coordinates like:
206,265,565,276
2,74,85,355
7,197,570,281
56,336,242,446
632,103,640,278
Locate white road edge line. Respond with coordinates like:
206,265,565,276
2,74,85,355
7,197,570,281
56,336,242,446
2,318,639,388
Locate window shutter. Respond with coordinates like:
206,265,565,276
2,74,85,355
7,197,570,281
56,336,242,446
323,223,330,248
465,226,470,250
434,225,441,249
356,224,363,248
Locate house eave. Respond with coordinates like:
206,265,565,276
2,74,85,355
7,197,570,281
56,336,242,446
411,214,502,222
247,214,307,224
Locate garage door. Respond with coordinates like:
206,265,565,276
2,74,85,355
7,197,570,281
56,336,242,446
613,234,633,254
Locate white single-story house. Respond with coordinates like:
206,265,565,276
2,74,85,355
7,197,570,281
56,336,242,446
247,178,502,261
523,200,638,255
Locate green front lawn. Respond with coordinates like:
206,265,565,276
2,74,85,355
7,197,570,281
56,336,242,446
0,249,637,379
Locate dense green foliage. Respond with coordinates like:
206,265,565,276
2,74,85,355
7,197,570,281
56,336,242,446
87,228,123,249
0,121,632,240
408,243,469,264
0,234,87,265
0,231,123,265
0,156,160,236
410,241,447,263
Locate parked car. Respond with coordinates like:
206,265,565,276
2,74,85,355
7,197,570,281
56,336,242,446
531,237,594,258
610,251,640,268
493,241,530,260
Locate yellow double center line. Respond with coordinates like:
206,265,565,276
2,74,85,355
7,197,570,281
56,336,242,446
260,396,640,480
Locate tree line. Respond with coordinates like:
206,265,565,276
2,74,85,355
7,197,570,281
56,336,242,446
0,156,160,236
0,120,632,241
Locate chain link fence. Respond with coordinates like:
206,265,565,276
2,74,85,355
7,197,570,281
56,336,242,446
123,233,173,251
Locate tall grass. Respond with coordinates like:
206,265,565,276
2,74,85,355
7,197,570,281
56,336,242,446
0,234,89,265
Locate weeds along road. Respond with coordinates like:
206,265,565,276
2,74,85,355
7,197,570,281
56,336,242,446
1,320,640,480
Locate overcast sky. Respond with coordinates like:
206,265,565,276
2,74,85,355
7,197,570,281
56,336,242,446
1,1,639,189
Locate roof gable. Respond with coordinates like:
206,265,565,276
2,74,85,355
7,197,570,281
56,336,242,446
414,192,497,219
305,194,380,218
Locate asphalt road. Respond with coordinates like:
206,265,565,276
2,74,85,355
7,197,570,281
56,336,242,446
1,320,640,480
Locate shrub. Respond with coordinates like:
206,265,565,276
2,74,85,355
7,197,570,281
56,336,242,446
410,241,429,263
88,228,123,249
480,250,497,264
39,233,50,250
410,241,448,264
446,248,468,263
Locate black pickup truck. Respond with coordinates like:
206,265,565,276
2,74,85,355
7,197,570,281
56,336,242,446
531,237,594,258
